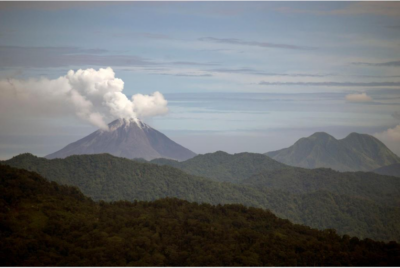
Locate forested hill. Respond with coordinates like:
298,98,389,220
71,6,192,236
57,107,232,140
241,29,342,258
3,153,400,242
150,151,288,183
242,168,400,207
1,165,400,266
150,151,400,207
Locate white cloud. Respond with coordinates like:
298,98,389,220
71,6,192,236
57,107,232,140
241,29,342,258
376,125,400,142
131,92,169,118
375,125,400,156
345,92,373,102
0,67,168,130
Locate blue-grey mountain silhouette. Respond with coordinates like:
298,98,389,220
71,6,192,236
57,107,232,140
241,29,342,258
266,132,400,172
46,118,196,161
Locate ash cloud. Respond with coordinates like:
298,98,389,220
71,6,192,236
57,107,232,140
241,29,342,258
0,67,168,130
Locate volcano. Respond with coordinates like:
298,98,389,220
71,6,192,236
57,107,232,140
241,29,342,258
45,118,196,161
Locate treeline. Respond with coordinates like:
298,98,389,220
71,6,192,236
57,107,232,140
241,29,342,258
1,165,400,266
3,153,400,242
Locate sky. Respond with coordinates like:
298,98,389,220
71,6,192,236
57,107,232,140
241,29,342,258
0,1,400,159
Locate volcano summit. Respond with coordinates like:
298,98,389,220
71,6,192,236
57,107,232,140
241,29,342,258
45,118,196,161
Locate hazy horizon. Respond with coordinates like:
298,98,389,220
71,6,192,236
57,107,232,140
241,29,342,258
1,1,400,159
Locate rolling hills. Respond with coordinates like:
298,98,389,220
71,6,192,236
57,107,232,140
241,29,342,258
2,164,400,266
241,167,400,207
149,151,400,206
3,153,400,242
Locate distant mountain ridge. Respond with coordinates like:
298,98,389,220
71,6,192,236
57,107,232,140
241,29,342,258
148,151,400,206
46,118,196,161
150,151,288,183
373,163,400,178
265,132,400,172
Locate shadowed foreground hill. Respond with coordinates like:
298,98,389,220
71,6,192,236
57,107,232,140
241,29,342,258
3,153,400,242
1,165,400,266
266,132,400,172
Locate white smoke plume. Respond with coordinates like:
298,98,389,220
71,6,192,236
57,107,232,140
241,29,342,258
0,67,168,130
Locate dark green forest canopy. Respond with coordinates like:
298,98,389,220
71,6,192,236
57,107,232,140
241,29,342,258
242,167,400,207
3,153,400,242
1,165,400,266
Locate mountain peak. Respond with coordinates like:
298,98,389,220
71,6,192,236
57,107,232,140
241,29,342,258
309,132,335,140
266,131,400,171
344,132,375,140
45,118,196,161
107,117,149,131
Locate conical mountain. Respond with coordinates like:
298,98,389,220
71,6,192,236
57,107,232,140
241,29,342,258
45,118,196,161
266,132,400,172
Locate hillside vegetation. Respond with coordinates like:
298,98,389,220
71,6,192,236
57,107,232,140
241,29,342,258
242,167,400,207
1,165,400,266
151,152,400,207
3,153,400,242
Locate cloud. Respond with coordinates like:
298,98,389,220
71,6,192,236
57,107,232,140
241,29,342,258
335,2,400,17
276,2,400,17
209,68,327,77
0,46,154,68
0,67,168,130
199,37,316,51
0,46,224,69
0,2,134,11
161,73,212,77
375,125,400,144
352,60,400,67
172,61,220,66
392,111,400,120
345,93,373,102
111,32,174,40
259,81,400,87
